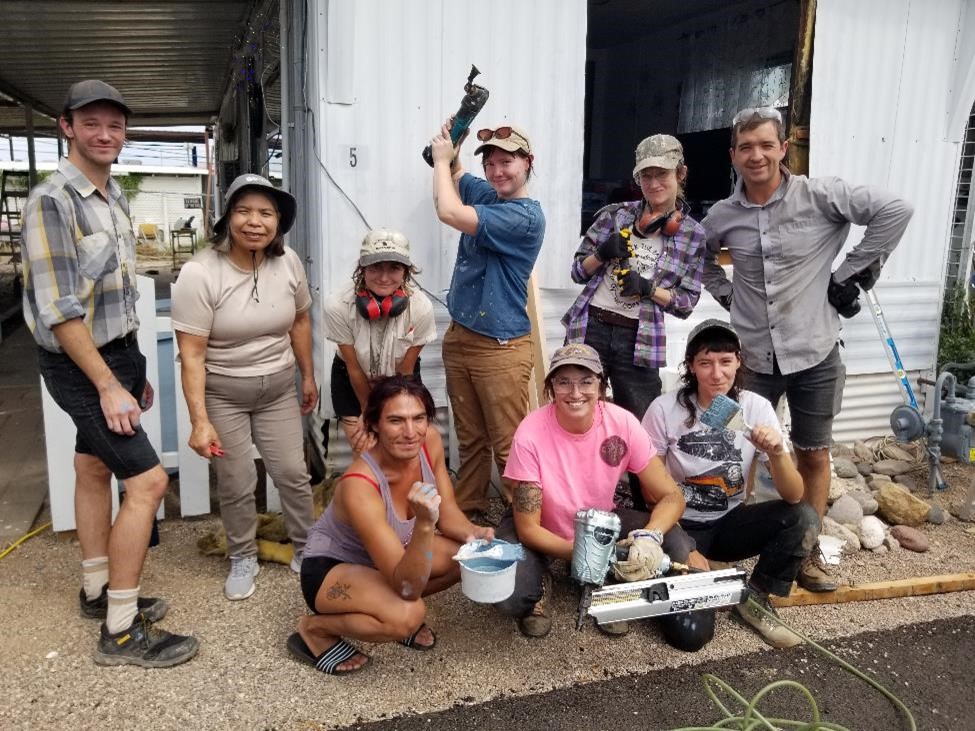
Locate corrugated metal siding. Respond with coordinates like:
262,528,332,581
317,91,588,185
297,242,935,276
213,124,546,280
833,371,929,444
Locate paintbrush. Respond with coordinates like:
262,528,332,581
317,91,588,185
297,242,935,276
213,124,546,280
698,393,752,434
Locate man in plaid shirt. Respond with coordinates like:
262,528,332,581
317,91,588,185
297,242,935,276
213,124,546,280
22,80,197,668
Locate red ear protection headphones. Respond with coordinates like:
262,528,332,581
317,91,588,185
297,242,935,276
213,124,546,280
355,289,409,320
636,207,684,237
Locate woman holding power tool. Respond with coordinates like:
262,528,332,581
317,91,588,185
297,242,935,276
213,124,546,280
497,343,714,648
642,319,819,649
428,119,544,522
563,134,706,510
172,174,317,601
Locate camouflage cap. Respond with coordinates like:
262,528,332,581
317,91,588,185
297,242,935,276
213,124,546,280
633,134,684,177
546,343,604,379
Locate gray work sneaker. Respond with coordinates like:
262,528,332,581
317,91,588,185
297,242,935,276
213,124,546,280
93,613,198,668
290,550,303,574
79,587,169,623
734,595,804,649
224,556,260,600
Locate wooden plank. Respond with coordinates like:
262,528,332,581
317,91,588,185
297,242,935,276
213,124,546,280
526,271,548,410
770,573,975,608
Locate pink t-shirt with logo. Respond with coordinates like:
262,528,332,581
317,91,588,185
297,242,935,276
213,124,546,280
504,401,655,541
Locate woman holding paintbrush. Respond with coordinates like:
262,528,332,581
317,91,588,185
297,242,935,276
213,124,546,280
642,319,818,650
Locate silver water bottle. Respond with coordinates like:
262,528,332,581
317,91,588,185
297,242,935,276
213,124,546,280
571,508,621,586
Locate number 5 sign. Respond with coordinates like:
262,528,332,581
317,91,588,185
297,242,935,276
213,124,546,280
344,145,365,169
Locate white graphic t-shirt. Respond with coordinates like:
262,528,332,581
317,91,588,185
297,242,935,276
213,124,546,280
589,231,663,318
641,390,783,523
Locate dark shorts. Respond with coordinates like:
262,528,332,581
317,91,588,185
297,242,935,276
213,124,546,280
300,555,344,612
37,334,161,480
744,343,846,450
330,355,423,418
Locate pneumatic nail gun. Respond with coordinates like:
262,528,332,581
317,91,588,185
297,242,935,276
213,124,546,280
572,508,749,631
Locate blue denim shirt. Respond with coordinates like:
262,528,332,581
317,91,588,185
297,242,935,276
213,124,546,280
446,174,545,340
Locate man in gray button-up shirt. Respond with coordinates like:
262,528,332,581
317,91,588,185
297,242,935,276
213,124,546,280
701,107,913,592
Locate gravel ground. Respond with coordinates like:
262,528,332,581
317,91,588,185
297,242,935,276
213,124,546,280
1,472,974,730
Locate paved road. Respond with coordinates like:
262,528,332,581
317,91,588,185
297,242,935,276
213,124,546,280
342,615,974,731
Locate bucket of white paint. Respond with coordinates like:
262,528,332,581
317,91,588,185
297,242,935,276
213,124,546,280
458,540,518,603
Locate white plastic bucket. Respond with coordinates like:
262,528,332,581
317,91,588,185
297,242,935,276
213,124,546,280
458,551,518,604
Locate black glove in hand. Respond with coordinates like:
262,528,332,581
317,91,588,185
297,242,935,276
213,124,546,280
717,292,733,312
617,270,654,298
596,231,632,262
827,275,861,318
851,265,880,292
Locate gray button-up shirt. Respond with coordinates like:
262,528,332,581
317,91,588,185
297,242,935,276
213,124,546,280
701,167,913,375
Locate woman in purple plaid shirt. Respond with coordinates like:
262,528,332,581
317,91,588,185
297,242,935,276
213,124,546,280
562,134,706,510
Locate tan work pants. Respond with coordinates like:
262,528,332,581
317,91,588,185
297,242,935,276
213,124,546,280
441,322,533,513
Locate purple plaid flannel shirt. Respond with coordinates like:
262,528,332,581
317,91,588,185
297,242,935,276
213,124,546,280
561,200,706,368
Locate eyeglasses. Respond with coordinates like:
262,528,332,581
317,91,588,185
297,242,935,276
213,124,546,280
476,126,515,142
732,107,783,126
552,377,600,393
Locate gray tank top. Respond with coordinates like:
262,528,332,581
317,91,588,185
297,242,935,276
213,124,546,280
303,447,436,565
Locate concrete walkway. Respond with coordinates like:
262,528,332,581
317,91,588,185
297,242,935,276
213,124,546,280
0,318,48,544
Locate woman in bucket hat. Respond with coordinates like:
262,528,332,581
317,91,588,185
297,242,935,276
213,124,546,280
323,229,437,454
172,174,317,601
427,120,544,522
562,134,707,511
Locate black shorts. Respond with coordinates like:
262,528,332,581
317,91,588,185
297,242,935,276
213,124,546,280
330,355,423,418
37,335,161,480
300,555,344,612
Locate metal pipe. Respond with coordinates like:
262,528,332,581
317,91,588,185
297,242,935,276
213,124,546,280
279,0,290,195
25,104,37,188
927,371,954,493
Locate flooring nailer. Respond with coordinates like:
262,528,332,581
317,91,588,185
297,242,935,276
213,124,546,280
572,508,749,629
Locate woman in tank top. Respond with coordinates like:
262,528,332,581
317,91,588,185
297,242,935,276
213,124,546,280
289,375,494,675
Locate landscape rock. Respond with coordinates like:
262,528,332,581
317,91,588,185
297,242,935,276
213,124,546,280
846,489,879,516
831,443,855,459
827,494,864,525
869,473,892,483
871,545,889,555
858,516,886,549
884,444,915,463
821,516,861,552
883,534,901,551
940,455,957,464
857,462,874,477
894,474,917,492
890,525,929,552
853,440,874,461
927,505,947,525
828,476,849,503
873,459,913,476
875,484,930,527
832,458,859,479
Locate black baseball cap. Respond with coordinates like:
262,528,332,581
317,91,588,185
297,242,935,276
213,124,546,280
63,80,132,117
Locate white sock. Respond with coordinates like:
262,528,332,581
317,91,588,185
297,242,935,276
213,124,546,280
81,557,109,600
106,587,140,634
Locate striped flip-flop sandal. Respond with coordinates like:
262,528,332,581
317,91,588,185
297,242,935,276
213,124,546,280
399,623,437,651
286,632,370,675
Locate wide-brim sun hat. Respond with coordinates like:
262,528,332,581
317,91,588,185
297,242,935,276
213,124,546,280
213,174,297,236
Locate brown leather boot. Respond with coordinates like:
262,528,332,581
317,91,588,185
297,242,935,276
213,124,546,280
518,571,552,638
797,551,838,592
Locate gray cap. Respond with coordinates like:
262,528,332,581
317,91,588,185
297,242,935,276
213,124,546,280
359,229,412,267
633,134,684,178
63,80,132,116
214,174,297,235
546,343,604,379
686,319,739,348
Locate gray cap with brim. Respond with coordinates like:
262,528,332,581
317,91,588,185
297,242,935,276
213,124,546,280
686,318,739,347
213,174,297,235
63,80,132,117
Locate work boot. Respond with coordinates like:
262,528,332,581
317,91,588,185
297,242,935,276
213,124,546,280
797,550,838,592
734,596,803,649
93,613,199,668
225,556,260,600
518,571,552,638
290,549,303,574
79,587,169,623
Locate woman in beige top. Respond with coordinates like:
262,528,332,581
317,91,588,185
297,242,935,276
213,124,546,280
172,174,317,602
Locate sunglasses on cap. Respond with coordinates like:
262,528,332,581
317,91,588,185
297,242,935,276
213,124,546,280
476,126,520,142
732,107,783,126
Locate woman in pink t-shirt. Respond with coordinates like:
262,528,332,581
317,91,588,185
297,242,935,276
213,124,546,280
497,343,709,649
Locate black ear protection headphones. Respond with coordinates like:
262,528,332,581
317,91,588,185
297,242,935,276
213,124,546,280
355,289,409,320
637,208,684,238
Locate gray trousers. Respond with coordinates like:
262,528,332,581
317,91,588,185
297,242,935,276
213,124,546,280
206,366,314,558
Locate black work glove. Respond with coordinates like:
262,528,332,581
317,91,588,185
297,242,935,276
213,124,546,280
717,292,733,312
851,264,880,292
617,270,654,298
827,275,861,318
596,230,632,262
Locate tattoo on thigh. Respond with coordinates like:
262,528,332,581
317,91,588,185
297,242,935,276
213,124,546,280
513,482,542,514
325,582,352,601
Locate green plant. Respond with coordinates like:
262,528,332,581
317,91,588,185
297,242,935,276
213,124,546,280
115,172,145,200
938,283,975,370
